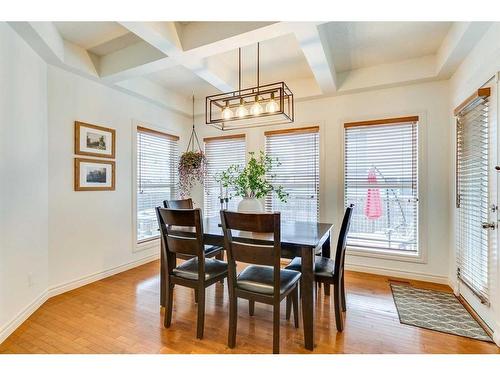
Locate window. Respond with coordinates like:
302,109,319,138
455,88,491,303
344,117,419,254
265,127,319,222
136,126,179,242
204,134,246,218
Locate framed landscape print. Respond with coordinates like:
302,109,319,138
75,121,116,158
74,158,116,191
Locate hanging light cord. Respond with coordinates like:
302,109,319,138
238,48,241,95
257,42,260,89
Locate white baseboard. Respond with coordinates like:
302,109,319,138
0,290,49,344
345,262,449,285
0,253,160,345
48,253,159,297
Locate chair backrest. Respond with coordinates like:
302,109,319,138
164,198,193,209
334,204,354,283
155,207,205,277
221,211,281,293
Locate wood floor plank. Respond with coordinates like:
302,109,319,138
0,260,498,354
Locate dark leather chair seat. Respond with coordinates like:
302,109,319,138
236,265,301,295
173,258,228,281
285,256,335,278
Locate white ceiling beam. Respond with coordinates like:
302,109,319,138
110,22,301,91
8,22,98,78
293,23,337,95
118,21,235,92
97,41,168,82
8,22,65,64
118,22,183,57
435,22,491,79
8,22,191,115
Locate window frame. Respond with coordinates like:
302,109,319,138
203,133,247,218
264,126,321,223
342,114,428,264
132,121,180,252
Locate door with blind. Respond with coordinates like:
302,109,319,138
265,127,320,222
204,135,246,218
136,126,179,242
455,86,497,305
344,117,419,254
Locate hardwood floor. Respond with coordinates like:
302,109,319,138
0,260,498,354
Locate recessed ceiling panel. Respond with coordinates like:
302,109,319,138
54,22,130,50
211,33,315,88
146,65,220,98
320,21,452,72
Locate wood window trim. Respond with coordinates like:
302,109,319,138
453,87,491,116
203,133,245,142
264,126,319,137
344,116,419,128
137,126,180,141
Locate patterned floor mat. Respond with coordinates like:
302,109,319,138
390,284,492,342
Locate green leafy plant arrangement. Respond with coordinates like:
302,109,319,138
217,151,288,202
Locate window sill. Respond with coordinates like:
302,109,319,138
347,246,425,264
134,236,160,253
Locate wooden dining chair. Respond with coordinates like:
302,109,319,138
221,210,301,354
285,204,354,332
155,207,228,339
163,198,224,261
163,198,193,209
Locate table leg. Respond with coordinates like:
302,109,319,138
321,231,332,295
301,246,315,351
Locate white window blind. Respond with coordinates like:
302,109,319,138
137,127,178,242
204,135,246,218
265,127,319,222
456,92,490,303
344,117,419,253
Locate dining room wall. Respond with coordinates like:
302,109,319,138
0,23,49,342
193,79,452,283
46,65,192,292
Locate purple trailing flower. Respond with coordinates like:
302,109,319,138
178,151,207,197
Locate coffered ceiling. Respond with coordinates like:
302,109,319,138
9,21,492,116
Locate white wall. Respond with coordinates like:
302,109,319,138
448,23,500,344
194,80,452,282
47,65,191,290
0,23,49,340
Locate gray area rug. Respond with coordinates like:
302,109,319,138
390,284,492,342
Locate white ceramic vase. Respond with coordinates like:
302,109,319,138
237,197,264,213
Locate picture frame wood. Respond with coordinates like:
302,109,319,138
74,121,116,159
74,158,116,191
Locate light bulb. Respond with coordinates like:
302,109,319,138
235,99,248,118
221,102,233,120
265,93,279,113
250,96,263,116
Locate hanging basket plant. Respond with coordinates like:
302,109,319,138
179,150,207,197
178,94,207,198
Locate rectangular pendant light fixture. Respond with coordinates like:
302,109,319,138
205,44,294,130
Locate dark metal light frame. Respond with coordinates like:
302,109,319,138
205,43,294,131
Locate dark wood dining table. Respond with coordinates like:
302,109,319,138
160,216,334,351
